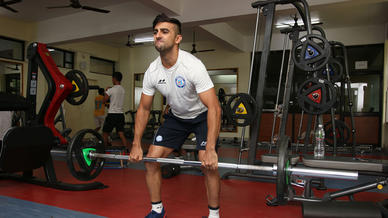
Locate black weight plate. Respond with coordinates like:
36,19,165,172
318,57,343,82
225,93,257,127
292,34,331,72
276,135,290,205
65,69,89,105
66,129,105,181
172,164,181,177
297,78,337,114
161,164,175,179
324,120,351,146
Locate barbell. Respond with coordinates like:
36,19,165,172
64,129,358,204
86,152,357,181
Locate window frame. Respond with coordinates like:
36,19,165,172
47,46,75,69
89,56,115,76
0,35,25,61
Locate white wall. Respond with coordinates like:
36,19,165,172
52,41,121,136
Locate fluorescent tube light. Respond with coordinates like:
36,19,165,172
134,36,154,43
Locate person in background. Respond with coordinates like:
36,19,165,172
94,88,106,132
0,111,12,143
102,72,128,148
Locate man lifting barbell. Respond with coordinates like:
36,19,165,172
129,14,222,218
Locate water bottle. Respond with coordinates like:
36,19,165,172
314,124,325,158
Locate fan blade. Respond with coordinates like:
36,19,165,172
197,49,215,53
3,0,22,5
3,5,17,12
82,5,110,13
47,5,72,9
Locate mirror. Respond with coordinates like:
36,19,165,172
0,60,22,95
208,68,238,132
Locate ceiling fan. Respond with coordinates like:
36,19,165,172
47,0,110,14
189,30,215,54
0,0,22,13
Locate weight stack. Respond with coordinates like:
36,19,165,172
302,201,382,218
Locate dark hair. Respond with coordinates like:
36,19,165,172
98,88,105,95
112,71,122,82
152,13,181,34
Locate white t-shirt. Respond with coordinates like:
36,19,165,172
106,85,125,114
0,111,12,141
142,49,214,119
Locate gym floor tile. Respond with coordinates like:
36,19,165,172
0,195,106,218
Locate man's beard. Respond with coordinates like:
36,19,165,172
155,42,173,53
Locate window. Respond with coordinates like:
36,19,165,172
0,36,24,61
336,74,381,113
48,47,74,69
335,44,384,114
0,60,22,95
90,56,115,75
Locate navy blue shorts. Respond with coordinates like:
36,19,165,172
153,111,210,150
103,113,125,133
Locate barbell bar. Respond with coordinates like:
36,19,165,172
88,151,358,181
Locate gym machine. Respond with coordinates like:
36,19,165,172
218,0,387,213
0,42,105,191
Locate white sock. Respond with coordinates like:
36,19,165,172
208,206,220,218
151,201,163,213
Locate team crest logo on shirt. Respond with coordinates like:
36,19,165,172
175,76,186,88
156,135,163,142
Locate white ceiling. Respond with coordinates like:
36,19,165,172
0,0,132,21
1,0,387,48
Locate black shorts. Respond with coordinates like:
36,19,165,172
153,111,212,150
103,113,125,133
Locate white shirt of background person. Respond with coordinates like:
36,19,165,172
0,111,12,141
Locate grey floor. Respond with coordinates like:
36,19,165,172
0,195,106,218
